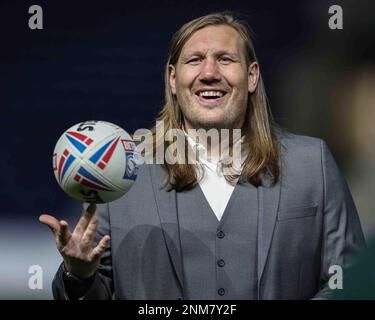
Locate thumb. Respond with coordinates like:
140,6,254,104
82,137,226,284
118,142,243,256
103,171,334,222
39,214,60,236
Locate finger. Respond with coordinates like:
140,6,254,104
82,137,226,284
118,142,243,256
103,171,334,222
73,203,96,236
39,214,60,236
90,235,110,260
81,215,99,245
58,220,72,246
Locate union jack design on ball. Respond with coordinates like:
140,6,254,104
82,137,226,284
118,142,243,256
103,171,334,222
89,136,120,170
65,131,93,154
57,132,136,192
55,149,76,183
74,166,113,192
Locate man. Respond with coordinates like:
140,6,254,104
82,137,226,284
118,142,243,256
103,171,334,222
40,12,365,300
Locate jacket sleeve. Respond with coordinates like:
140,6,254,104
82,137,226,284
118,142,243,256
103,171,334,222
313,140,366,299
52,203,114,300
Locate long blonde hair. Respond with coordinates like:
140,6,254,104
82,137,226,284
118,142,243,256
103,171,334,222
151,11,281,191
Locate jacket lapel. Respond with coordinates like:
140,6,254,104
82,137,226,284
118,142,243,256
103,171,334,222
149,165,184,291
257,172,281,296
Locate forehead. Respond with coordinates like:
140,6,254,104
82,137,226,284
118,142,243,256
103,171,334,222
181,25,244,57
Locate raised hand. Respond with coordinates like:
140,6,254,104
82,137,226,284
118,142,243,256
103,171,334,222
39,203,110,278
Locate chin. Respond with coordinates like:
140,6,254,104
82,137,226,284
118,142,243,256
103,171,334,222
195,119,231,130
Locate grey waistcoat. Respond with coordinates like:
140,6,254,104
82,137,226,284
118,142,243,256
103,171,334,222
176,181,259,300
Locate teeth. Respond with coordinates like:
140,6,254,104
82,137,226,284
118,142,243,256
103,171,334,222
199,91,224,98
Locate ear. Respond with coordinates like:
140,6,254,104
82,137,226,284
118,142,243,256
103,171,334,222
248,61,259,93
169,64,177,95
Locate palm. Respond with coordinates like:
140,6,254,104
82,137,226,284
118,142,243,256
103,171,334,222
39,203,110,278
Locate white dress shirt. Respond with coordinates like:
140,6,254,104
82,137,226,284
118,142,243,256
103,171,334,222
185,133,244,221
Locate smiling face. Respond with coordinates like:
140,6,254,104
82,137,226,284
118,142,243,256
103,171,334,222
169,25,259,130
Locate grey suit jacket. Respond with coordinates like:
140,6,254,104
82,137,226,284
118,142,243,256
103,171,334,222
52,132,365,299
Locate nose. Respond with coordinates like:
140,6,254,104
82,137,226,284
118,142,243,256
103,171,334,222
198,58,221,83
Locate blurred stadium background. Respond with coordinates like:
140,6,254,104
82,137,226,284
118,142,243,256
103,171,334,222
0,0,374,299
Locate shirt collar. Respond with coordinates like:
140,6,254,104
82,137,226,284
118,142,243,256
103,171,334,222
183,129,246,170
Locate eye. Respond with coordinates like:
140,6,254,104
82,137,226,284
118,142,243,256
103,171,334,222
187,57,201,65
219,56,233,64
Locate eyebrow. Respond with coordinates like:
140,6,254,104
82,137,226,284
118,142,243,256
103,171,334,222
180,50,241,62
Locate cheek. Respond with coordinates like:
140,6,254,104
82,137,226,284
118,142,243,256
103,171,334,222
175,67,198,89
224,67,248,85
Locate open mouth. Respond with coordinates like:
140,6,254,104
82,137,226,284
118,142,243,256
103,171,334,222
194,89,228,104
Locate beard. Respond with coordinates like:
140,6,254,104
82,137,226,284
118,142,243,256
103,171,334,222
179,101,247,130
185,117,234,130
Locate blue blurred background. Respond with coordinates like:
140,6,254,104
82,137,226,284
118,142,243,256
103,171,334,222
0,0,374,298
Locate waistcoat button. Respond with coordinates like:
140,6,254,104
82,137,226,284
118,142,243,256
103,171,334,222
217,230,225,239
217,259,225,267
218,288,225,296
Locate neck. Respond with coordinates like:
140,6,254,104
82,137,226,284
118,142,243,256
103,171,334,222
184,126,243,162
